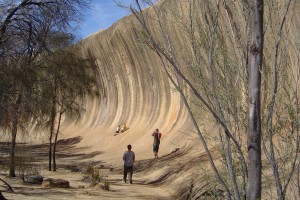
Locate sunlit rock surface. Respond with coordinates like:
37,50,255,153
60,0,300,165
1,0,298,198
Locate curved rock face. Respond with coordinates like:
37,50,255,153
60,0,300,166
81,25,189,133
62,9,192,161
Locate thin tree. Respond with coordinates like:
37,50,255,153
246,0,264,199
40,46,100,171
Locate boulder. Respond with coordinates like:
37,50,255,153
42,178,70,188
24,175,44,184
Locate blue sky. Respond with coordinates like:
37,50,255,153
77,0,134,39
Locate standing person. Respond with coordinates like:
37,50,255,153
152,129,161,159
123,144,135,184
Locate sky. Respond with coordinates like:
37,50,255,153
76,0,134,39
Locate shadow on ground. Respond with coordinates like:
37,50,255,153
0,136,104,169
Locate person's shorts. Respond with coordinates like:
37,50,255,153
153,144,160,152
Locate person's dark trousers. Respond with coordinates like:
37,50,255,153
123,165,133,183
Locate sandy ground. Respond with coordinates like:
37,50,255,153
1,169,174,200
0,140,177,200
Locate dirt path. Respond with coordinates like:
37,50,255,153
1,167,174,200
0,139,180,199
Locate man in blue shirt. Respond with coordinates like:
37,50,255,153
123,144,135,184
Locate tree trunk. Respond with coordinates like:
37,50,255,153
48,107,55,171
48,135,53,171
246,0,264,199
0,191,7,200
49,79,57,171
9,122,17,177
53,112,62,172
9,93,22,177
48,98,56,171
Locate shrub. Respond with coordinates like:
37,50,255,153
15,155,41,182
82,162,103,186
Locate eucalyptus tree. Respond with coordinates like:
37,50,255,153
37,43,99,171
0,0,91,177
51,51,99,172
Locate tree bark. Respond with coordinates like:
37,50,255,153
246,0,264,199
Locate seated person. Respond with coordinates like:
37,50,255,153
121,123,129,132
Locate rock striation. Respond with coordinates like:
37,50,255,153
59,1,300,197
59,0,300,163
